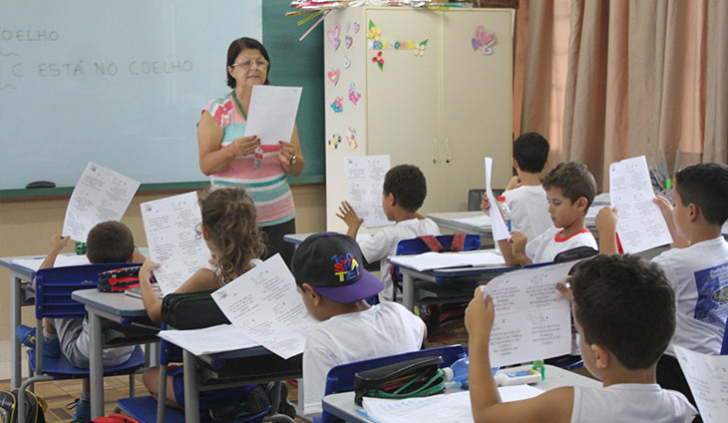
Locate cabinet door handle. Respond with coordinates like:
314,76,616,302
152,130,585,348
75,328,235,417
433,137,438,164
445,137,452,164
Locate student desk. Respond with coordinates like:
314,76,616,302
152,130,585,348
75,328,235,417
322,364,601,423
71,289,160,420
427,211,601,239
394,258,517,312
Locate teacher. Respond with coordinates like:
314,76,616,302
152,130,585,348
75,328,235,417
197,37,305,267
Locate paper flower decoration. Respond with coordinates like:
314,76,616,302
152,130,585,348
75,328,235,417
414,39,429,57
328,134,342,149
372,51,384,70
347,127,358,150
368,20,381,41
330,96,343,113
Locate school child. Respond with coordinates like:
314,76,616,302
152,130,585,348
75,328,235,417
465,254,697,423
596,162,728,407
292,232,426,418
337,164,440,301
16,221,145,421
137,187,291,416
481,132,553,240
500,161,598,266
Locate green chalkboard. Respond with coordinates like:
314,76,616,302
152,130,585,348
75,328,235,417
263,0,325,183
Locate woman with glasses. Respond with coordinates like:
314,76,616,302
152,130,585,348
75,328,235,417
197,37,305,267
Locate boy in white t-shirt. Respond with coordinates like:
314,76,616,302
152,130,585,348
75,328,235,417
597,162,728,408
465,254,696,423
292,232,426,419
337,164,440,300
500,162,598,266
482,132,554,240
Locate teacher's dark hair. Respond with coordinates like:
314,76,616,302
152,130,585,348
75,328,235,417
227,37,271,88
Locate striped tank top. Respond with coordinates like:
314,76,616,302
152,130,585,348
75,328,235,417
204,93,295,227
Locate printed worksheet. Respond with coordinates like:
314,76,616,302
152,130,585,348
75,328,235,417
211,254,317,360
140,192,212,296
609,156,673,253
158,324,260,356
62,162,140,243
675,346,728,423
244,85,303,146
482,261,576,367
485,157,510,241
344,155,392,228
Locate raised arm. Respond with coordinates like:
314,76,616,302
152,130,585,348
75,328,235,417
595,206,619,254
654,196,690,249
33,234,70,289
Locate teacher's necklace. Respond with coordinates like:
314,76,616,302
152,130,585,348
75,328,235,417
232,90,248,120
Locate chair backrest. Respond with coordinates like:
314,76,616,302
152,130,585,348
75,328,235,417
721,317,728,355
34,263,138,320
395,234,481,256
323,345,466,396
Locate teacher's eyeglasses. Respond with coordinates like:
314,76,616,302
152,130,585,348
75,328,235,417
232,58,268,70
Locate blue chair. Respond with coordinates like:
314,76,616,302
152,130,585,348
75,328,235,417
17,263,147,422
320,345,466,423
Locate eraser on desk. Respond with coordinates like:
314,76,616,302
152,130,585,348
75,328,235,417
26,181,56,189
495,369,542,386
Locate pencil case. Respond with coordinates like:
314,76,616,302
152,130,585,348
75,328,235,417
97,266,152,292
353,356,446,406
161,289,230,330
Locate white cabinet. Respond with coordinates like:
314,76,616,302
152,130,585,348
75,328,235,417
324,7,513,231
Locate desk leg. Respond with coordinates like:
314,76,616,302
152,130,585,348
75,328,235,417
403,273,415,312
88,310,104,420
183,349,200,423
10,272,22,389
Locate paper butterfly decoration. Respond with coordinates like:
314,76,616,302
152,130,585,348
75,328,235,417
327,24,341,50
414,39,429,57
328,134,342,149
472,26,496,55
347,127,359,150
330,96,343,113
348,83,361,105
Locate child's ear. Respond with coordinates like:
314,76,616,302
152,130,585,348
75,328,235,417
201,224,213,240
302,283,322,306
385,192,396,206
575,197,588,212
688,203,700,222
512,158,519,170
592,344,611,370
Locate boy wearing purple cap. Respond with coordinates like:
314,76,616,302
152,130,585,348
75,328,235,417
292,232,426,418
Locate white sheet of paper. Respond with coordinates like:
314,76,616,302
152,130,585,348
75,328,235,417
140,192,212,296
674,345,728,423
453,214,492,228
482,261,575,367
362,386,542,423
609,156,673,253
211,254,317,359
485,158,510,241
158,324,260,356
344,155,392,228
244,85,302,146
389,250,506,272
12,254,90,272
62,162,140,243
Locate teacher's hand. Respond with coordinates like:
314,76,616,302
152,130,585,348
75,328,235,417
229,135,260,157
278,141,296,166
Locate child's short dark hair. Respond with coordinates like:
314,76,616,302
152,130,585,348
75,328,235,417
513,132,550,173
383,165,427,212
571,254,675,370
542,162,596,208
675,163,728,226
86,221,135,264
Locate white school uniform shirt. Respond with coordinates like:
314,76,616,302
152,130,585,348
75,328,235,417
571,383,696,423
525,227,598,264
358,218,440,301
503,185,554,240
651,236,728,357
301,302,426,417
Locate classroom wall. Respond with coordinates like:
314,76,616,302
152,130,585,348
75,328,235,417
0,184,326,355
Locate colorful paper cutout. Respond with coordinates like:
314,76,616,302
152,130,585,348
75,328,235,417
343,56,351,69
328,133,342,149
345,36,353,49
327,68,340,85
414,39,428,57
368,20,381,42
472,26,497,55
327,24,341,50
354,22,360,34
347,127,359,150
372,51,384,70
346,23,351,33
348,83,361,105
330,96,343,113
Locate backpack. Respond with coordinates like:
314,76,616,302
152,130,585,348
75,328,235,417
0,389,47,423
92,414,142,423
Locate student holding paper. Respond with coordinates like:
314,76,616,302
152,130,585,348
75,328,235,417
465,254,696,423
597,163,728,407
197,37,305,267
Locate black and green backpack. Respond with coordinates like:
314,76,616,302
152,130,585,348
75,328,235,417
0,389,47,423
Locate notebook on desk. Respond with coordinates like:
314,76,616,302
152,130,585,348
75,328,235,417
389,250,506,272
